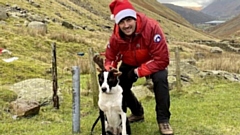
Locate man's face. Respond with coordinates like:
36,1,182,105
118,17,136,36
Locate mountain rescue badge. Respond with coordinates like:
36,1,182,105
154,34,161,43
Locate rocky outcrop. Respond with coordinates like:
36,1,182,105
0,7,9,20
193,39,240,53
9,100,40,118
4,78,63,118
9,78,56,105
2,1,111,32
199,70,240,82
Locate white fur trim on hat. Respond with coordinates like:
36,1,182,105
114,9,136,24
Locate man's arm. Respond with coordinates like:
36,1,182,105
137,23,169,77
104,36,119,70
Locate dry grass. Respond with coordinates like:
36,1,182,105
198,52,240,73
169,41,240,73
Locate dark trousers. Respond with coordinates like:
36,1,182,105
119,63,171,124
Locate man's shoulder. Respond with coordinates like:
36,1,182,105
138,13,158,22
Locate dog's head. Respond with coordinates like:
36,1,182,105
93,54,122,93
98,68,122,93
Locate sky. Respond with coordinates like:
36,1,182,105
157,0,215,7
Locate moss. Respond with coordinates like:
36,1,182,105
0,88,18,102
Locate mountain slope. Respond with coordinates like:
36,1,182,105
131,0,192,27
201,0,240,19
208,14,240,38
0,0,214,85
163,3,216,24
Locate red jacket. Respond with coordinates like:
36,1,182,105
105,13,169,77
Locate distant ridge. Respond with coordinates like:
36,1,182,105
201,0,240,19
163,4,216,24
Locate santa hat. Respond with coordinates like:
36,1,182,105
109,0,137,24
0,48,12,55
0,48,3,54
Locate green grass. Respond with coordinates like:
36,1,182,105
0,77,239,135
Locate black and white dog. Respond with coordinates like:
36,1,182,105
97,68,131,135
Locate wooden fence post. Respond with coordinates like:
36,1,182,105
88,48,99,107
175,46,181,91
51,42,59,109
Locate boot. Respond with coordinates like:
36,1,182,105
159,122,173,135
128,114,144,123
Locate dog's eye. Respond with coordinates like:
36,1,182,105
108,78,116,85
98,76,104,85
108,78,114,82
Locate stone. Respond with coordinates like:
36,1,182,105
9,99,40,117
27,21,47,34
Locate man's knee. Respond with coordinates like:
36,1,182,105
151,69,168,83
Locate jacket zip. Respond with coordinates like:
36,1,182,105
131,35,139,66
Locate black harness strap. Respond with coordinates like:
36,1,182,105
90,109,106,135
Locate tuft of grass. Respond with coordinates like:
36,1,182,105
0,88,18,102
198,52,240,73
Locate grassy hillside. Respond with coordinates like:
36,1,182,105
0,0,215,86
208,14,240,40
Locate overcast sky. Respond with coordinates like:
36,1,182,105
157,0,214,7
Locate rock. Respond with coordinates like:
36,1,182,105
27,14,44,22
9,78,55,105
9,99,40,117
168,76,176,90
131,85,154,100
143,78,154,93
183,58,196,65
199,70,240,82
62,21,74,29
0,9,9,20
27,21,47,34
0,20,6,25
210,47,223,54
194,52,205,60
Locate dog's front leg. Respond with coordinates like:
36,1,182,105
120,112,127,135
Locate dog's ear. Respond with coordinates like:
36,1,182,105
114,72,122,77
93,54,105,71
110,67,122,77
97,67,103,72
109,67,118,72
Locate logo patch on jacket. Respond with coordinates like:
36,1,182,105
154,34,161,43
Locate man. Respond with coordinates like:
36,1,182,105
104,0,173,134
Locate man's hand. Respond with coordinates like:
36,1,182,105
128,68,138,82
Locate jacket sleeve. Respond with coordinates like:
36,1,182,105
104,36,119,71
137,23,169,77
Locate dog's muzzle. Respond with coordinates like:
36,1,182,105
101,87,107,92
